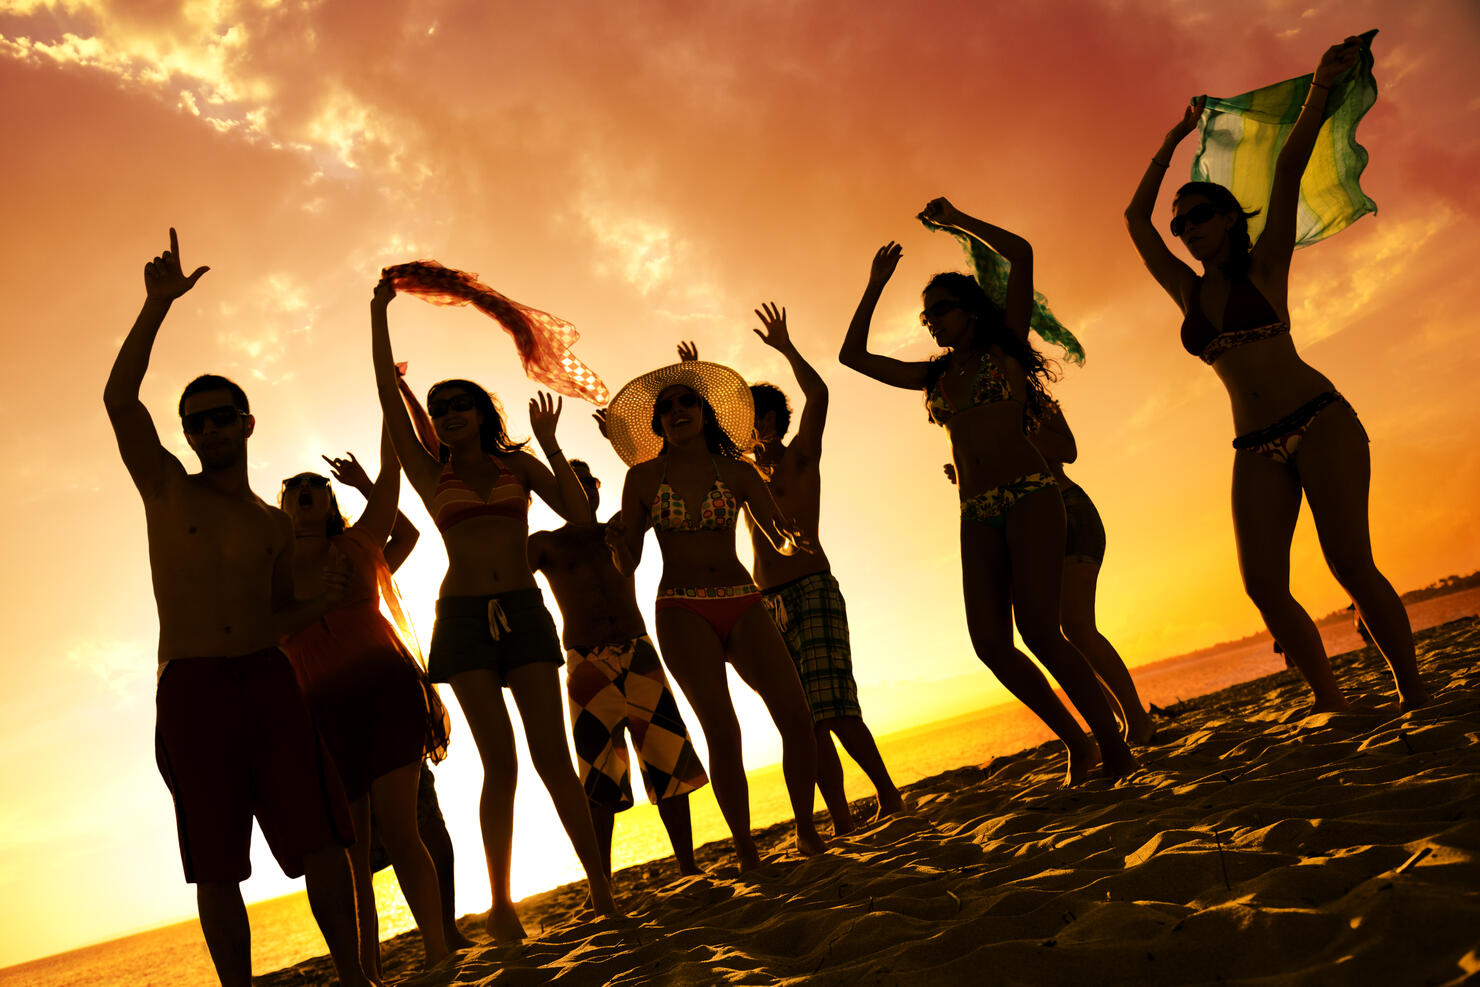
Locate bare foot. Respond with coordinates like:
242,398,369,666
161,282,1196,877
445,926,476,951
1065,736,1095,787
676,858,706,877
1398,689,1432,712
1098,740,1138,782
831,812,857,837
874,788,905,820
737,841,764,872
484,901,527,943
588,880,620,917
795,825,828,857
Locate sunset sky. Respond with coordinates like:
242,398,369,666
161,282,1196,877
3,0,1478,968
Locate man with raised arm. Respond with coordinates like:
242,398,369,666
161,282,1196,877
102,230,378,987
528,457,708,882
681,309,903,833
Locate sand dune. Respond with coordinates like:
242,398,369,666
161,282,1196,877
262,617,1480,986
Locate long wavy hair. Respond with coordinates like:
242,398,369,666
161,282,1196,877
1174,181,1261,278
650,389,745,460
427,379,527,462
279,474,349,538
921,271,1059,424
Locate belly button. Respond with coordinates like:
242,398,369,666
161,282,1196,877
187,526,197,534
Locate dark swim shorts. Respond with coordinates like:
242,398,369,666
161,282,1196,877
154,648,353,883
427,587,563,684
1061,484,1107,566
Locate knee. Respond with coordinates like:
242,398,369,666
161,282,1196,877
1016,620,1067,658
1060,617,1097,651
1327,555,1379,591
1241,574,1293,612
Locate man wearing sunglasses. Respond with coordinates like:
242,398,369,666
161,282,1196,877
103,230,379,987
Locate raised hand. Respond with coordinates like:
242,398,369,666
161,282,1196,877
144,228,209,301
1314,36,1362,86
753,302,792,352
677,340,699,362
868,242,902,288
592,406,610,440
373,275,397,307
529,391,563,448
1166,96,1206,143
322,451,372,491
943,463,957,485
917,197,966,229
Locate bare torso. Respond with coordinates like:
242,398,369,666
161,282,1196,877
145,472,289,661
939,346,1053,496
529,524,647,650
630,455,757,590
748,439,830,590
408,452,539,597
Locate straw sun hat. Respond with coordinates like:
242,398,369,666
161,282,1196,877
605,361,755,466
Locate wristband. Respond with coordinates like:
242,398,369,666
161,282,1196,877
1151,158,1171,169
1308,82,1330,91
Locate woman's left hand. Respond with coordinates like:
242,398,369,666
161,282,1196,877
530,391,563,447
1314,36,1362,87
322,451,372,490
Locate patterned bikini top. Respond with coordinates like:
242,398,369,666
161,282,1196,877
926,351,1014,426
650,459,739,532
431,457,529,532
1181,276,1290,366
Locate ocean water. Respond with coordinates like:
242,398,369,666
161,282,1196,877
4,586,1474,987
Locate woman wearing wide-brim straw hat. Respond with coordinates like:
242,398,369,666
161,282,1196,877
605,360,828,867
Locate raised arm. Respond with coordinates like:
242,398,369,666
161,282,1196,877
1124,99,1205,307
754,302,827,459
371,277,442,491
918,198,1034,340
838,242,932,391
607,467,650,575
323,445,420,570
1254,37,1364,277
103,228,208,495
517,392,594,525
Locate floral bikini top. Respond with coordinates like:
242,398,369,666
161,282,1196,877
650,459,739,532
1181,276,1290,366
431,457,529,532
926,351,1014,426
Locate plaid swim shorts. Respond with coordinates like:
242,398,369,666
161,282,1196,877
762,571,863,723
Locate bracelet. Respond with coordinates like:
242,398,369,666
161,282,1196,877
546,447,564,457
1151,158,1171,168
1309,82,1330,91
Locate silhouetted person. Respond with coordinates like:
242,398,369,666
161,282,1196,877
278,426,454,975
370,277,615,942
1125,36,1428,711
605,361,826,868
103,230,376,987
528,459,708,881
840,207,1137,785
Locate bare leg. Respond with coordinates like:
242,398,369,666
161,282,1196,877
960,516,1094,784
346,797,382,978
728,605,825,856
1232,450,1349,711
1297,404,1429,709
813,722,856,835
1060,561,1154,745
1006,490,1137,779
825,716,904,817
369,760,451,966
412,764,474,949
656,794,703,875
196,882,251,987
656,607,761,870
302,843,379,986
589,800,616,878
507,662,618,915
448,670,526,942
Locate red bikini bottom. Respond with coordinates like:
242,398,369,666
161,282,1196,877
654,584,763,642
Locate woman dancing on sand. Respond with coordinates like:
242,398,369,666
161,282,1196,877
370,277,617,941
603,361,825,867
1124,36,1428,711
279,426,452,974
839,202,1137,783
947,403,1154,745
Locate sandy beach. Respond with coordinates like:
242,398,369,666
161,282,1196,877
260,617,1480,986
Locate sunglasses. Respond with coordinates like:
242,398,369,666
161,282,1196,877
655,393,701,417
181,405,246,435
428,394,478,418
1170,203,1221,237
920,299,964,325
283,474,330,491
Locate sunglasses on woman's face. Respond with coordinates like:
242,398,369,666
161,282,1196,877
283,475,330,491
428,394,477,418
920,299,964,325
655,393,700,417
1170,202,1221,237
181,405,246,435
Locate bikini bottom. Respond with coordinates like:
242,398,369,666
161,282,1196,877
654,584,763,643
1231,391,1365,465
959,472,1057,529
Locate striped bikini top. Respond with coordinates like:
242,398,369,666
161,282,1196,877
1181,276,1290,366
432,457,529,532
650,459,739,532
926,351,1013,426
